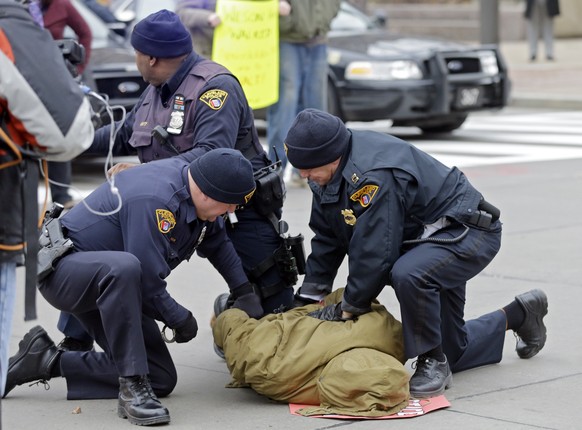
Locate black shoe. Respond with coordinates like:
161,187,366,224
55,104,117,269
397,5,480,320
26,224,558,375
118,376,170,426
546,55,554,61
514,289,548,359
211,293,230,359
409,355,452,399
3,326,61,398
57,336,94,352
530,55,536,61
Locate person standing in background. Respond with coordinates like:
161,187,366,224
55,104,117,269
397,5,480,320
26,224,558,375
525,0,560,61
41,0,93,209
175,0,220,59
266,0,340,185
0,0,93,400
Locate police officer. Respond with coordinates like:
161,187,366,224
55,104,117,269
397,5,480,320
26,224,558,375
58,9,299,351
4,149,260,425
285,109,549,399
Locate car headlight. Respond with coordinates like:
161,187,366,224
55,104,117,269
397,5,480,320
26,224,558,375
478,51,499,76
345,60,423,80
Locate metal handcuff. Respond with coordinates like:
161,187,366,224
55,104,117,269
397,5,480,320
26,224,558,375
161,325,176,343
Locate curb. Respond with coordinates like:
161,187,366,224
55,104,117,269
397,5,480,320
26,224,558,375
509,95,582,110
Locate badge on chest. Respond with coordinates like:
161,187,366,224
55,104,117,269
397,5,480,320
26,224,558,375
167,94,185,135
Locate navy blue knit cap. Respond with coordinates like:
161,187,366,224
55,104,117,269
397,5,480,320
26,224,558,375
189,149,256,205
284,109,351,169
130,9,193,58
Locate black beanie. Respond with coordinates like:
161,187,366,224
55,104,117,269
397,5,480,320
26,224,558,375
189,149,256,205
284,109,351,169
130,9,193,58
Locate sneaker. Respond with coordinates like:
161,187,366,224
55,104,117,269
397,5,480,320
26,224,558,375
3,326,61,398
57,336,94,352
409,355,452,399
118,375,170,426
514,289,548,359
210,293,230,359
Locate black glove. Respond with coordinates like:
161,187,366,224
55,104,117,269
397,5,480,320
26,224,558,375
232,288,263,319
307,302,355,322
174,312,198,343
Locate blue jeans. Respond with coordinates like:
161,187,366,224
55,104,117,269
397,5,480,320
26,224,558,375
267,42,328,169
0,262,16,397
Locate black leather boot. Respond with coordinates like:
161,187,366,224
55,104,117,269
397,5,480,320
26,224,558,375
211,293,230,359
409,355,452,399
514,289,548,359
3,325,61,398
118,375,170,426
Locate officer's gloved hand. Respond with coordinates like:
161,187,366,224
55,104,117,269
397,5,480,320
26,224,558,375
307,302,355,322
232,289,263,319
174,312,198,343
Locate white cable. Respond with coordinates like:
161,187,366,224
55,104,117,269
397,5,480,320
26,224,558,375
44,91,128,217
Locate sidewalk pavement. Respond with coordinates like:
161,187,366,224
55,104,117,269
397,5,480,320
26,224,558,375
499,37,582,110
2,37,582,430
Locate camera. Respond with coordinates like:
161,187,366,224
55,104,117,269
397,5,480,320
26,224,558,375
55,39,85,78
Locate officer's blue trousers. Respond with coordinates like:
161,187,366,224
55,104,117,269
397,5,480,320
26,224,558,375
390,221,505,373
58,206,294,341
41,251,177,399
226,207,294,312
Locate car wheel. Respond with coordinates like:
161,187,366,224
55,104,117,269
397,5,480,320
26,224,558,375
327,80,343,120
416,114,468,133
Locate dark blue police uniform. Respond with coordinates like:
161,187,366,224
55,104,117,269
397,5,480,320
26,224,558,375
42,157,248,399
299,130,504,373
88,52,289,305
59,52,293,342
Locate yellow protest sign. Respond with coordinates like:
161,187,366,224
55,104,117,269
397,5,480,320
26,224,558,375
212,0,279,109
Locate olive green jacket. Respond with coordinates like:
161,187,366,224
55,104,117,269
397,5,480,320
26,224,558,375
279,0,341,43
213,289,410,417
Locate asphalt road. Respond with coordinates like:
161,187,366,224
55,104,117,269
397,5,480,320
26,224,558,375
4,107,581,429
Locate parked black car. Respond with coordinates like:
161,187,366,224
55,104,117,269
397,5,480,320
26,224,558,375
326,3,510,132
70,0,147,118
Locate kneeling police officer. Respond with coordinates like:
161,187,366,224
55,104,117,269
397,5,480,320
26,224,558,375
285,109,549,399
57,9,304,353
4,149,259,426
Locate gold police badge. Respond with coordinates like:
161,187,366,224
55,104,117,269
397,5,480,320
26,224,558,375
156,209,176,234
199,89,228,110
341,209,357,226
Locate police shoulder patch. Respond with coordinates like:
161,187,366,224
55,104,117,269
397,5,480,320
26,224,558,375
244,189,256,204
350,184,379,207
199,89,228,110
156,209,176,234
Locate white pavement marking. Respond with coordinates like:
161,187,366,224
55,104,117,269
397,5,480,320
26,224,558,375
41,111,582,204
349,110,582,168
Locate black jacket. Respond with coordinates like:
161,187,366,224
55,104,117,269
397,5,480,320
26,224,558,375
303,130,487,314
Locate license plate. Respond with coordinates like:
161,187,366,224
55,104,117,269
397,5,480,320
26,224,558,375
455,87,481,108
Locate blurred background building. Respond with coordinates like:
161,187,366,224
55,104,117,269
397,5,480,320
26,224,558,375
347,0,581,41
